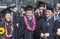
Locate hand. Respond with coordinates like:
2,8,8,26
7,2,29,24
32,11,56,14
44,33,49,37
57,28,60,32
57,32,60,36
41,33,44,37
6,35,12,37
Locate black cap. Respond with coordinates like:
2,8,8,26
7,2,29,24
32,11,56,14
21,6,26,9
25,5,34,11
46,4,54,13
1,8,11,16
20,6,26,11
37,1,46,8
4,9,11,14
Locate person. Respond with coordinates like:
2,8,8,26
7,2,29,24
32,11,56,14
1,9,14,39
54,2,60,22
19,5,37,39
9,4,20,39
54,3,60,39
19,6,26,17
37,5,58,39
35,1,46,21
34,2,46,39
9,4,20,23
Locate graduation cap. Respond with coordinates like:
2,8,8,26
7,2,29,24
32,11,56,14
5,9,11,14
25,5,34,11
1,8,11,16
37,1,46,8
46,4,54,13
9,4,16,8
20,5,26,10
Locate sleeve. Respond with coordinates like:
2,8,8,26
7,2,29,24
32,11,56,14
19,17,25,37
53,21,59,33
35,20,42,35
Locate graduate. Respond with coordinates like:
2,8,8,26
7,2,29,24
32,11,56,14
54,6,60,39
9,4,20,39
9,4,20,23
20,5,36,39
1,9,13,39
37,5,58,39
20,6,26,17
35,1,46,21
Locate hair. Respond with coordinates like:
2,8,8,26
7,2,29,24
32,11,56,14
4,10,11,16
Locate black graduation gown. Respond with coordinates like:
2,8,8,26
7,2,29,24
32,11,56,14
18,17,25,39
35,14,46,22
54,20,60,39
33,20,41,39
20,17,36,39
53,13,60,39
37,17,57,39
12,11,20,39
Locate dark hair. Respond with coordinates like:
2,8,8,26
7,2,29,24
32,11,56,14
4,10,11,16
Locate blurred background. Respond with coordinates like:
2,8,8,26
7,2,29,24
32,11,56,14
0,0,60,9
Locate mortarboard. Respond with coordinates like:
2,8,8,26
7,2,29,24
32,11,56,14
36,1,46,8
20,5,26,10
25,5,34,11
46,4,54,13
1,8,11,16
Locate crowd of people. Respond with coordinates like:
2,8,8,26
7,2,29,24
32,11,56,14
0,1,60,39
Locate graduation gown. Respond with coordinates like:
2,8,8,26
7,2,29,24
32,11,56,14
33,20,41,39
17,16,25,39
12,11,20,39
53,13,60,39
54,21,60,39
20,16,36,39
37,17,57,39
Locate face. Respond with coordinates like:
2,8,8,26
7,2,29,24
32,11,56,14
5,13,11,21
35,9,39,13
20,8,24,12
45,10,53,17
39,7,45,13
26,10,33,18
13,7,18,11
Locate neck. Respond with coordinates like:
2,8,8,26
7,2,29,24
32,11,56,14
6,19,11,22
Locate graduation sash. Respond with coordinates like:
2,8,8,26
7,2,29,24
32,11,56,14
2,21,13,39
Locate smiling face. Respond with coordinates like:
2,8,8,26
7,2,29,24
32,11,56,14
39,7,45,13
26,10,33,18
45,10,53,17
5,13,11,21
